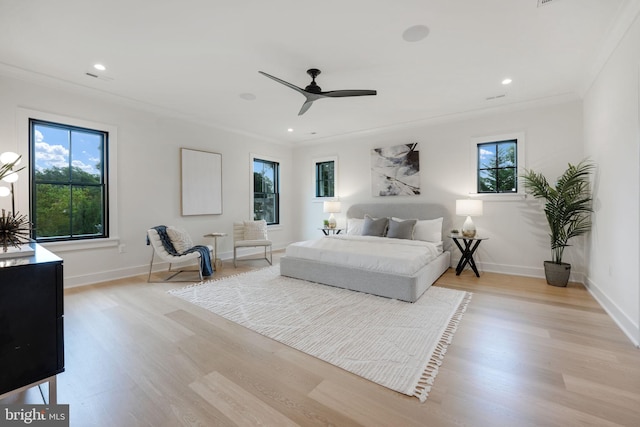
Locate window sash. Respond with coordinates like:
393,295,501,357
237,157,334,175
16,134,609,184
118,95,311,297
477,139,517,194
30,119,108,241
315,160,335,198
253,158,279,225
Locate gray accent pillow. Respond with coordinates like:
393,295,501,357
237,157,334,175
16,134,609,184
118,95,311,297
362,215,389,237
387,218,417,240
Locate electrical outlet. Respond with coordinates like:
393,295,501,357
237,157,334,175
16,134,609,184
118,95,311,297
118,244,126,253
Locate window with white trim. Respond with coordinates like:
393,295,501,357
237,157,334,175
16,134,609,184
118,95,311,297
471,132,525,198
313,156,337,199
17,108,118,251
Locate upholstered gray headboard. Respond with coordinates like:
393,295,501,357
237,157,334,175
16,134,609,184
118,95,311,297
346,202,453,250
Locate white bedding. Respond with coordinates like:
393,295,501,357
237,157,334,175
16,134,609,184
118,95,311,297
285,235,443,276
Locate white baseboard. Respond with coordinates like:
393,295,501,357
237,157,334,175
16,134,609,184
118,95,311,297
450,257,585,283
450,257,638,347
64,244,288,288
584,276,640,348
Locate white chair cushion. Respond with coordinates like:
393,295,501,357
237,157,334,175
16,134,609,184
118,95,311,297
243,220,267,240
166,226,194,253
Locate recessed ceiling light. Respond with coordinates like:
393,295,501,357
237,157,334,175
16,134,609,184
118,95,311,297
239,93,256,101
402,25,430,42
93,63,106,71
287,128,294,132
502,78,513,85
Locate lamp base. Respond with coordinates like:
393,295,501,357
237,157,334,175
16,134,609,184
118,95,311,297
328,213,337,229
461,216,476,238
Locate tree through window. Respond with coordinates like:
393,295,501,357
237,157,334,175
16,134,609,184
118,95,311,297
477,139,517,193
315,160,334,198
253,158,279,225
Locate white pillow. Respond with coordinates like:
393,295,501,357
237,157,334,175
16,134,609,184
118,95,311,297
414,217,443,243
166,226,194,253
346,218,364,235
392,217,443,243
244,220,267,240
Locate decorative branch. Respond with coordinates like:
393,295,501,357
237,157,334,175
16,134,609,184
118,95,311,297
0,209,32,252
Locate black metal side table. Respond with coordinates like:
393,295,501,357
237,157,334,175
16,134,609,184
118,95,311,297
450,234,488,277
319,228,344,236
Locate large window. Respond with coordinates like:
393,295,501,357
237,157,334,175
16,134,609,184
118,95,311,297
477,139,517,193
253,157,279,225
315,160,335,198
30,119,108,241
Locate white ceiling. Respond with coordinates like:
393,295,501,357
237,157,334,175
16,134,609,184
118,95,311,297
0,0,633,144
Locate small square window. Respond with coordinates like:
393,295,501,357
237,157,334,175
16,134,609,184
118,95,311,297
477,139,517,194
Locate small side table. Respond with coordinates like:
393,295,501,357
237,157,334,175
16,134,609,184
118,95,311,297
319,228,344,236
450,234,488,277
203,232,227,271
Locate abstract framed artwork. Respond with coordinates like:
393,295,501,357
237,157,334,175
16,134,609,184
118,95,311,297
371,143,420,196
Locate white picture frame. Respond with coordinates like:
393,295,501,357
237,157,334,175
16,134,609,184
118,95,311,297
181,148,222,215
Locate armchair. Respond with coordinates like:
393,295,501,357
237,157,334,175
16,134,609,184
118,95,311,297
233,220,273,267
147,225,213,282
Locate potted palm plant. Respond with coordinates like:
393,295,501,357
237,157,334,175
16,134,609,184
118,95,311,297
520,160,594,287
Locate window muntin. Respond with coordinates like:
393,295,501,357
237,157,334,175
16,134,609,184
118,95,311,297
253,158,279,225
477,139,517,193
315,160,335,198
30,119,108,241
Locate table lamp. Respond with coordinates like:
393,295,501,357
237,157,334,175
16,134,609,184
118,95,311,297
456,199,483,238
0,151,22,216
323,201,341,229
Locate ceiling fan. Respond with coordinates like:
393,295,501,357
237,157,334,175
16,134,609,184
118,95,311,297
258,68,377,115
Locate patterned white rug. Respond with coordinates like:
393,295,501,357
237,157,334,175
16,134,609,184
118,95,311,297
169,265,471,402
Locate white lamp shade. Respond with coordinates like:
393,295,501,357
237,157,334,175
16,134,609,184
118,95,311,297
0,151,21,165
2,172,18,183
323,201,341,213
456,199,483,217
0,186,10,197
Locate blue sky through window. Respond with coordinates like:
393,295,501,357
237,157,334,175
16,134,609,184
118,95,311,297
34,123,103,178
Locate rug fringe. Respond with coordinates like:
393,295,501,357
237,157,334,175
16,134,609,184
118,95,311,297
413,291,473,403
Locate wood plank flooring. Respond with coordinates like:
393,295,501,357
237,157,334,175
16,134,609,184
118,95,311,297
3,253,639,426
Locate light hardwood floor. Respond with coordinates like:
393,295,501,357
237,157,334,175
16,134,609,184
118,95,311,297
3,253,640,426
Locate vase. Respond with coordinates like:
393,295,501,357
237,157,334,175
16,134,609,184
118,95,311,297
544,261,571,287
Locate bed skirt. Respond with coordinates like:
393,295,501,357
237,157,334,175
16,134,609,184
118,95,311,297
279,251,450,303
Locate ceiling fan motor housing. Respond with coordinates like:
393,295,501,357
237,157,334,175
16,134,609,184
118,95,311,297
305,68,322,93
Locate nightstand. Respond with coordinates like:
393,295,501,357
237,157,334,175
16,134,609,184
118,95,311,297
450,234,488,277
319,228,344,236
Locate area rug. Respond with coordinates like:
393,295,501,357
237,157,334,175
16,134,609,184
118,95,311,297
168,265,471,402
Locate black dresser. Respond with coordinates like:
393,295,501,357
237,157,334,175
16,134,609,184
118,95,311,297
0,243,64,399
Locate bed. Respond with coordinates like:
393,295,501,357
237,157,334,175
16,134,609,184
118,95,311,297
280,203,452,302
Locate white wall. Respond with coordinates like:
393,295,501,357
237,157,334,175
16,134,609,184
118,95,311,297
292,100,585,279
583,14,640,346
0,75,294,286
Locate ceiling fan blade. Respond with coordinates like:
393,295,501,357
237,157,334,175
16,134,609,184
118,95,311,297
321,89,377,98
298,99,314,115
258,71,306,95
